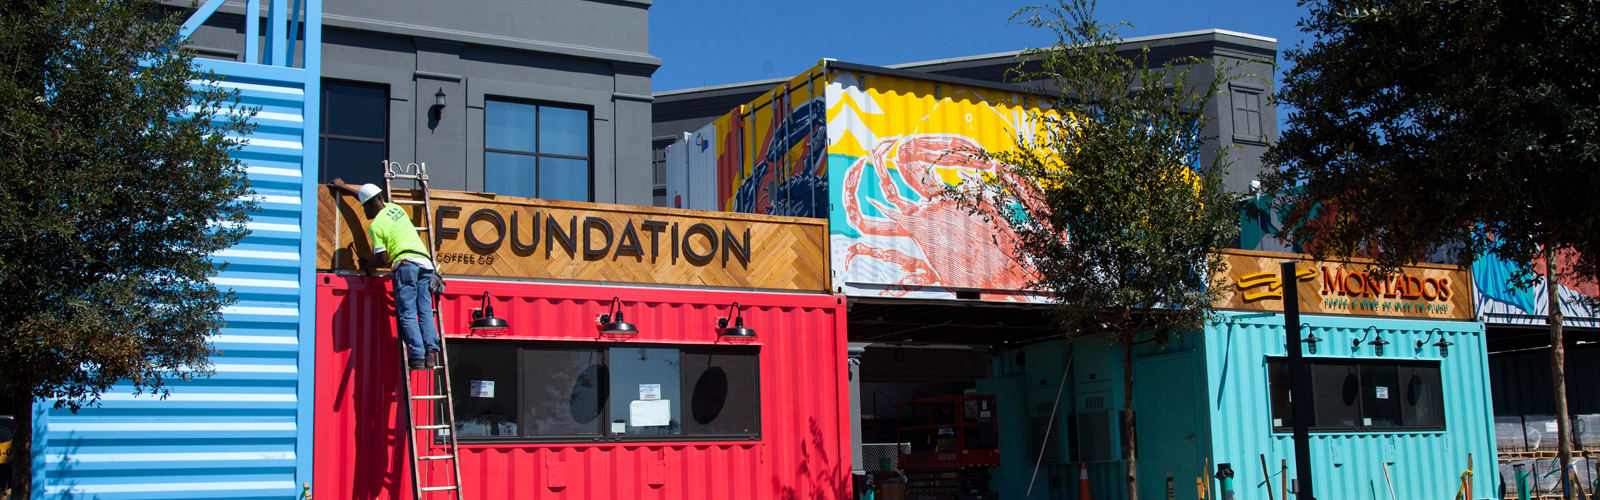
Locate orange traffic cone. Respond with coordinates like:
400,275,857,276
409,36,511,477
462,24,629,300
1079,462,1092,500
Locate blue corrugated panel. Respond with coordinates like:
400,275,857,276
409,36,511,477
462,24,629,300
1204,313,1497,500
31,1,322,497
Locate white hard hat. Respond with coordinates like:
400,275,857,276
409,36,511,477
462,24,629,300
357,183,382,204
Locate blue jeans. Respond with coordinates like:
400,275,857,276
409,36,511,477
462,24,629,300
392,261,439,360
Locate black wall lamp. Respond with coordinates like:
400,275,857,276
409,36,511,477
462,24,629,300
718,302,756,339
470,291,508,330
430,88,446,120
598,296,637,336
1353,325,1389,356
1419,327,1453,357
1300,322,1322,355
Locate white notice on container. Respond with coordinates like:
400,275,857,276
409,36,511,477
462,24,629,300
639,384,661,400
1375,386,1389,399
630,399,671,426
470,380,494,398
1547,421,1559,432
612,421,627,434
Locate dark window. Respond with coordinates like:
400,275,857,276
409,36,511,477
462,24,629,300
1267,358,1446,433
608,347,682,436
1231,87,1263,142
521,347,605,437
484,99,591,202
449,343,519,437
1399,363,1445,428
319,81,388,186
682,349,760,435
447,341,758,442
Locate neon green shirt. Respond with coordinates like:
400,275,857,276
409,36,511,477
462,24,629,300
367,203,431,266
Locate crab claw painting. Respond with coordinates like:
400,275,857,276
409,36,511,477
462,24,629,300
704,62,1056,302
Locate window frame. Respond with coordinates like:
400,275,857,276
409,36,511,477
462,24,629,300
1229,83,1266,146
318,79,390,185
448,339,761,444
1266,356,1447,434
481,97,594,202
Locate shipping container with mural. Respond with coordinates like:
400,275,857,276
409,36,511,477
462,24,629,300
675,61,1058,302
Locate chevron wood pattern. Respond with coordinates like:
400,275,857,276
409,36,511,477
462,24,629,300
317,187,830,292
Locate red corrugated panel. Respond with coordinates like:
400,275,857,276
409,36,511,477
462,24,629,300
315,274,851,499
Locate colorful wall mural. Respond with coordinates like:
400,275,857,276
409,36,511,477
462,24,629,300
823,69,1051,301
1475,249,1599,327
706,64,1057,301
715,68,829,218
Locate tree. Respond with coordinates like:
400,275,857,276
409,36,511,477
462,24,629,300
1264,2,1600,493
950,2,1243,498
0,0,256,494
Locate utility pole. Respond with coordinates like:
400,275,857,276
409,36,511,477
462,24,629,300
1282,261,1315,500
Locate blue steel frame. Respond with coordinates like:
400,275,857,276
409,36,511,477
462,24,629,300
31,1,320,497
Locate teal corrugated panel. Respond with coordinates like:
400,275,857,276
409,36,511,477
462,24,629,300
1204,313,1497,500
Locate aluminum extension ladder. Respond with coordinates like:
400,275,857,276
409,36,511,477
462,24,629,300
383,161,465,500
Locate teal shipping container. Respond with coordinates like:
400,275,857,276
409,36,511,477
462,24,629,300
981,250,1496,500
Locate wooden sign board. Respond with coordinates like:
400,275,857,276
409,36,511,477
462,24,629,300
316,187,830,292
1215,249,1475,320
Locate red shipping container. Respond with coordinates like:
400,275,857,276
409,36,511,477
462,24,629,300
314,274,851,499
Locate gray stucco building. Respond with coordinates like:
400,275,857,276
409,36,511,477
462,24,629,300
183,0,660,206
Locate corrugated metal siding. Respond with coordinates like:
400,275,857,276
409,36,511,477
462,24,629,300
1205,314,1497,500
314,275,851,499
32,4,323,495
824,67,1054,303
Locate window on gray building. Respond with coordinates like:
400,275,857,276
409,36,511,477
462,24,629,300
1231,86,1264,144
319,81,388,186
484,100,591,202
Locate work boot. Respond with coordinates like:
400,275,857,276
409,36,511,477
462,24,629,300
425,350,440,369
408,358,427,370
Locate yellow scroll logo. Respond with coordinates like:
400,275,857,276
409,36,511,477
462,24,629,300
1237,268,1318,301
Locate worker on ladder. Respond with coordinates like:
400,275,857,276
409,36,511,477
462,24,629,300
331,178,440,370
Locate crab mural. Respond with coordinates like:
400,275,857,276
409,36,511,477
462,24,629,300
841,133,1044,300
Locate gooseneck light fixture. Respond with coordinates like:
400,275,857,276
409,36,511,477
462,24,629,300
1300,323,1322,355
598,296,638,336
1429,328,1454,358
1353,325,1379,355
718,302,757,339
1369,332,1390,357
1418,327,1454,357
470,291,509,330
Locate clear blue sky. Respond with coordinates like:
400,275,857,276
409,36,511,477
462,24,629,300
649,0,1314,94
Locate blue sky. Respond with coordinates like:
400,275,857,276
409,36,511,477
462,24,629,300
649,0,1314,95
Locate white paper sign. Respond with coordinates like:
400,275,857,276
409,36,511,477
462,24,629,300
639,384,661,400
630,399,672,426
611,421,627,434
1375,386,1389,399
471,380,494,398
1546,421,1559,432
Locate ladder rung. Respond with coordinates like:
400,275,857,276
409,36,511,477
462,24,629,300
414,227,432,232
415,424,450,430
419,454,454,461
411,395,447,400
420,486,459,492
393,200,426,206
387,173,427,180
